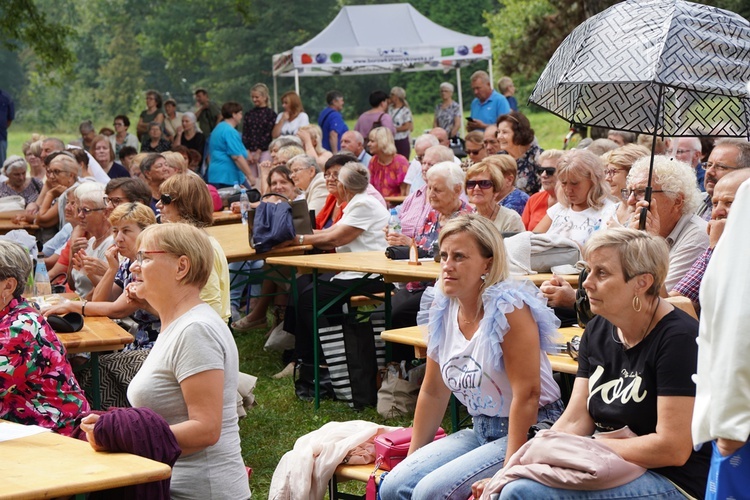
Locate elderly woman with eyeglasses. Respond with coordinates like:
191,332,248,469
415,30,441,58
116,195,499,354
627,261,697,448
68,183,114,300
0,240,90,436
465,160,525,234
80,223,252,500
1,155,43,205
602,144,651,225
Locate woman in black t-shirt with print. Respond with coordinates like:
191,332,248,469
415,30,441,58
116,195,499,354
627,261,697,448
489,228,709,499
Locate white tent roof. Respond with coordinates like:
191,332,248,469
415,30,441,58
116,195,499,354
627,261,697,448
272,3,491,77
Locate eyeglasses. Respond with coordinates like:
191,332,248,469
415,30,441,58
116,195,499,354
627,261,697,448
603,168,626,177
77,207,106,216
291,167,312,175
46,169,70,177
466,179,494,190
466,147,484,156
675,149,696,155
103,196,126,206
159,193,175,205
537,167,556,176
135,250,168,265
705,161,743,173
620,188,667,201
323,171,339,180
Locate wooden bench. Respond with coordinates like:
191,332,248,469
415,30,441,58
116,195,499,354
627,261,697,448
329,464,386,500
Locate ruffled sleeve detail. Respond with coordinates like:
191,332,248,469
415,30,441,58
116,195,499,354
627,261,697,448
418,280,560,371
418,285,449,362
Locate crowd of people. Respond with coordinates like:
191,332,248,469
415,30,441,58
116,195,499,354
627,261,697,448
1,69,749,499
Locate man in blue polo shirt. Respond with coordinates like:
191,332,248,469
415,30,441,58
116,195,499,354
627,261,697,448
467,71,510,132
207,101,257,189
0,89,15,166
318,90,348,153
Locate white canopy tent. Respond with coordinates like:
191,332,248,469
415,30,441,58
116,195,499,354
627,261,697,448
272,3,493,136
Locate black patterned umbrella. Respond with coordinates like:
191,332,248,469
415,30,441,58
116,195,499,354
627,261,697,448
529,0,750,226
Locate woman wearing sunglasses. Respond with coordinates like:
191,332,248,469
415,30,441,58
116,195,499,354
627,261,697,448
522,149,565,230
480,155,529,216
465,160,524,234
156,174,231,322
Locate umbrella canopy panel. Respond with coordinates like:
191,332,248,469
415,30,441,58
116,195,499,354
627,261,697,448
530,0,750,137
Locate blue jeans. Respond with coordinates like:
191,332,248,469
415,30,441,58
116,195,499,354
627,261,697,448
379,400,564,500
229,260,264,308
498,471,685,499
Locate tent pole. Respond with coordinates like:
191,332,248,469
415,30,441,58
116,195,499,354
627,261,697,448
456,67,465,138
295,70,300,96
488,57,494,84
273,74,278,111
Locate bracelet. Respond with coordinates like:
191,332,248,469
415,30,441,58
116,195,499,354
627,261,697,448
81,300,87,316
298,234,305,245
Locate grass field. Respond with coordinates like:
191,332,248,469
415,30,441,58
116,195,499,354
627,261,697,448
5,107,571,160
4,107,571,498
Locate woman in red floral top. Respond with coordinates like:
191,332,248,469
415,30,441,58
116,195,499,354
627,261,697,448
0,240,89,436
367,126,410,197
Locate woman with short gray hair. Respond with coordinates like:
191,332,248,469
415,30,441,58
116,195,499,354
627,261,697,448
1,155,43,205
0,239,90,435
284,160,390,400
434,82,461,138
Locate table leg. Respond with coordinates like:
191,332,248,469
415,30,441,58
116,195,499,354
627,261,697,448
312,268,320,410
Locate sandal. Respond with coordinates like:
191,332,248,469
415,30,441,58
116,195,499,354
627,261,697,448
231,316,267,333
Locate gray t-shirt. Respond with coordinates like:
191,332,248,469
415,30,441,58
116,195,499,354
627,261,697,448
128,303,250,499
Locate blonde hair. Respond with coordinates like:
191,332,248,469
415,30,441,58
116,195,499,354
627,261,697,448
137,223,213,289
481,154,518,182
369,127,397,156
583,227,668,297
603,144,650,170
251,83,270,106
299,124,325,154
556,149,609,210
466,160,505,193
162,151,187,173
109,202,157,229
437,214,508,301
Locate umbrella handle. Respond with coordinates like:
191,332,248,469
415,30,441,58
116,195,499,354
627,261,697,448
638,186,652,231
638,206,648,231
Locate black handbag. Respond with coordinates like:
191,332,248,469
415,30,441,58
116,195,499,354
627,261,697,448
247,193,313,253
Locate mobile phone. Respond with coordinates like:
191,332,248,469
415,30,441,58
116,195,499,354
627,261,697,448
467,117,475,122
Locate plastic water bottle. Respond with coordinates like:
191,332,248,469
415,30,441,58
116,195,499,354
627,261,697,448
240,188,251,225
34,256,51,297
388,208,401,234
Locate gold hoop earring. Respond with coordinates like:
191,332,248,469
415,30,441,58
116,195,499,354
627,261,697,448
632,295,642,312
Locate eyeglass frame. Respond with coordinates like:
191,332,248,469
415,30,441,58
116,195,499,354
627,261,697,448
603,167,627,178
77,206,107,216
465,145,485,156
323,171,339,180
290,166,313,175
704,161,744,173
135,250,169,266
103,195,127,206
620,188,668,201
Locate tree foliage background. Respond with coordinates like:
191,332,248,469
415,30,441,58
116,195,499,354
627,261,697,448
1,0,748,132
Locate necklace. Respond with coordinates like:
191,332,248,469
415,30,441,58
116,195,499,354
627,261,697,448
458,306,483,324
611,297,661,349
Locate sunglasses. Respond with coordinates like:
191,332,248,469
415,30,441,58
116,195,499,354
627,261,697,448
466,147,484,155
159,193,175,205
466,179,494,190
536,167,556,176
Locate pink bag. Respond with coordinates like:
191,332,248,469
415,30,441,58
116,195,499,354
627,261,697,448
374,426,447,471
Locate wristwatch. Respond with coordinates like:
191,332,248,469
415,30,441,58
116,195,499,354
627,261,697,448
298,234,305,245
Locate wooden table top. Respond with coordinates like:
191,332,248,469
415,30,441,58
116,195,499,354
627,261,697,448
212,210,242,225
266,251,578,287
381,325,583,375
205,223,312,263
59,316,135,354
0,217,38,235
0,420,172,499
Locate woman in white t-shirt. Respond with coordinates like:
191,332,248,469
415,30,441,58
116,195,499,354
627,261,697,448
534,149,616,248
284,161,389,400
80,223,251,499
379,214,563,500
272,91,309,138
